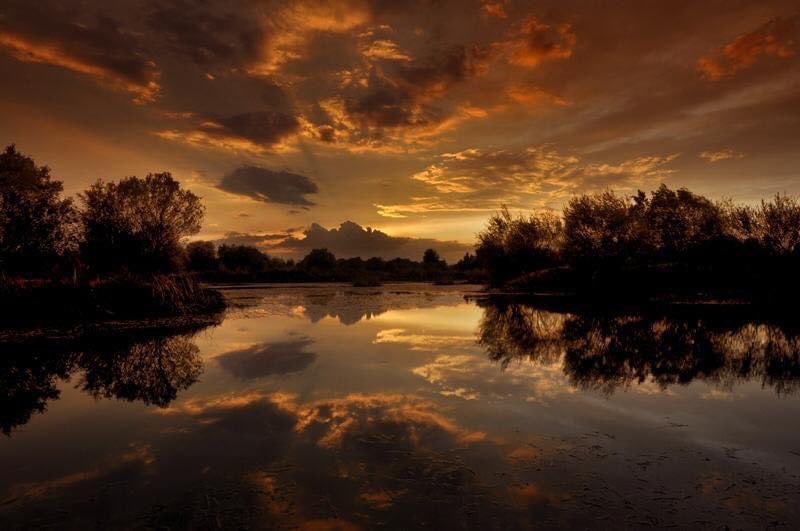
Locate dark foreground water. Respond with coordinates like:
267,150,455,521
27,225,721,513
2,284,800,529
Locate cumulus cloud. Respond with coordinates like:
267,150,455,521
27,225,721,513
697,16,797,81
0,2,160,102
267,220,473,261
217,165,318,207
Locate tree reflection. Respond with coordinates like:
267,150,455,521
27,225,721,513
478,298,800,395
78,335,202,407
0,322,211,435
0,343,77,435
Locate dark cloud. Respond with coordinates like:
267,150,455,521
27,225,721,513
217,165,318,207
269,220,473,261
146,0,265,66
203,110,300,146
216,339,317,380
0,1,159,101
351,45,488,128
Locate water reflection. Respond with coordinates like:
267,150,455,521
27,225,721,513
3,287,800,528
478,297,800,395
0,321,215,435
224,283,477,324
217,339,317,379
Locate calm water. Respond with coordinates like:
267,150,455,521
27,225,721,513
2,284,800,529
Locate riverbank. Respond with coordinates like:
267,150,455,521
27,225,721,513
493,263,800,307
0,274,226,322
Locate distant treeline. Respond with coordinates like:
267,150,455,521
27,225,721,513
185,243,481,283
0,145,223,318
476,186,800,301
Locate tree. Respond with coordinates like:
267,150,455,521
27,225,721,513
562,191,638,268
0,145,77,273
186,241,217,271
423,248,443,266
81,173,203,273
217,244,269,274
456,252,479,271
636,185,724,258
476,207,562,285
756,195,800,255
299,248,337,271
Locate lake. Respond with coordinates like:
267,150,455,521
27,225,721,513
2,284,800,529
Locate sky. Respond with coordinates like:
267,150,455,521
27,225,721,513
1,0,798,261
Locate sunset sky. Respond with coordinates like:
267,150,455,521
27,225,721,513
1,0,798,260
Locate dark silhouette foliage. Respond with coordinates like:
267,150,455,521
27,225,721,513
186,240,218,271
299,248,337,271
81,172,203,273
477,185,800,300
476,207,561,286
0,145,78,273
0,146,222,319
218,244,271,274
423,248,443,266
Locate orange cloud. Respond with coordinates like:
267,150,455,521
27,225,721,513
505,16,576,68
378,147,679,217
481,1,508,19
0,31,160,103
699,148,745,162
360,38,412,62
697,16,797,81
251,0,371,74
506,84,569,107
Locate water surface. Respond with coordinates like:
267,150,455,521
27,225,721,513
2,284,800,529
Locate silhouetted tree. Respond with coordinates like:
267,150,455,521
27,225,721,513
0,145,78,274
456,252,479,271
751,194,800,255
423,248,444,266
81,173,203,274
562,191,638,269
217,244,270,274
300,248,337,271
365,256,385,271
186,240,218,271
636,185,724,259
476,207,562,286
